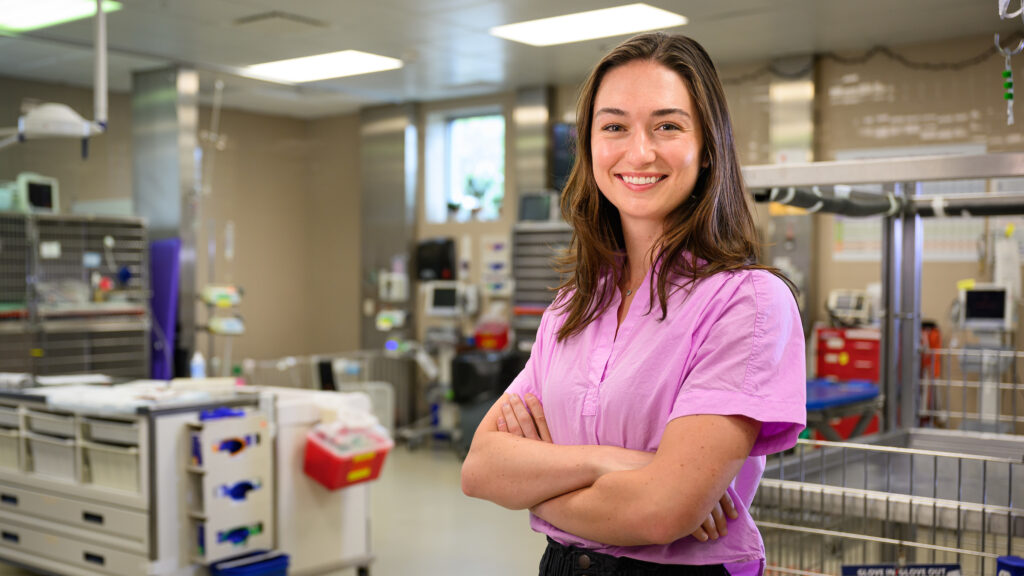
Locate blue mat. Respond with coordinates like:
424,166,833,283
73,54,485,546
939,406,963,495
806,378,879,411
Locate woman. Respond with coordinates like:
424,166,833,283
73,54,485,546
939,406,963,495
461,33,806,576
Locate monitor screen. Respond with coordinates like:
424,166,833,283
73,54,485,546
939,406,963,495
964,289,1007,320
519,194,551,221
834,293,863,311
28,182,53,209
551,123,577,192
432,287,457,309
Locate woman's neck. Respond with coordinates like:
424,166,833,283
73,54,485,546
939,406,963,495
622,221,661,287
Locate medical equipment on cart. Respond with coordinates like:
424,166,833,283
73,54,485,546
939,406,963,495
827,289,873,327
958,284,1015,333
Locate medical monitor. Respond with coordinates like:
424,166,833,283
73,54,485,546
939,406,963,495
519,192,558,222
17,172,59,213
826,289,871,326
425,281,459,317
959,285,1013,331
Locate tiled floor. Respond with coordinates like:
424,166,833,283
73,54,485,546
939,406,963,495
0,445,547,576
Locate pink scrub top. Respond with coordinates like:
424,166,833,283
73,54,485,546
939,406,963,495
505,265,807,575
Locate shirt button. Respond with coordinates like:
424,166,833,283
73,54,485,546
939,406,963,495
578,554,591,569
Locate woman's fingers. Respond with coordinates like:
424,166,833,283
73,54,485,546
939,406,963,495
691,524,709,542
702,512,720,540
710,500,728,537
720,491,738,520
507,394,540,440
524,394,552,443
500,399,524,436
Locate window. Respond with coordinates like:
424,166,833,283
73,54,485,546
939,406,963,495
425,109,505,223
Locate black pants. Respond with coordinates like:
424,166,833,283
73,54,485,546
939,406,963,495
540,538,731,576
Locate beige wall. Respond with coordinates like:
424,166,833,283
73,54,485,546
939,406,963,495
186,108,365,363
0,75,362,368
304,114,362,354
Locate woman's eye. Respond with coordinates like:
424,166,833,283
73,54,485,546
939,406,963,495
657,123,681,131
601,124,624,132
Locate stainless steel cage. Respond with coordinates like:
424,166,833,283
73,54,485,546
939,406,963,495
743,153,1024,575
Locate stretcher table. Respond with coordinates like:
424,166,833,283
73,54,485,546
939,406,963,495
805,379,882,441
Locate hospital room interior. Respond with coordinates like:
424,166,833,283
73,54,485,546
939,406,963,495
0,1,1023,575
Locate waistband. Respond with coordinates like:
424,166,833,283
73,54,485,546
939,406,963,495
540,537,731,576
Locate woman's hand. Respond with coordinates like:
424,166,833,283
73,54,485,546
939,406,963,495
496,393,551,442
690,492,738,542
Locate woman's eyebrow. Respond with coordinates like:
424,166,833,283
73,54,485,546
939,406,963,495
594,107,626,117
652,108,691,119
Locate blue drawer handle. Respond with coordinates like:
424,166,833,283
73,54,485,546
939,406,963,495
0,494,16,506
2,531,18,544
84,552,105,566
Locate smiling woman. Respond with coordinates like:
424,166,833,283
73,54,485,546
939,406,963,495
461,32,806,576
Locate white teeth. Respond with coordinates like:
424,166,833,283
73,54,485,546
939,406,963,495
622,175,660,185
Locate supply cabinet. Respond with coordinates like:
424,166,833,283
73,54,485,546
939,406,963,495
0,391,265,576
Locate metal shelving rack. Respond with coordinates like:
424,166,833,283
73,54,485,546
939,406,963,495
511,220,572,351
0,212,150,379
742,152,1024,575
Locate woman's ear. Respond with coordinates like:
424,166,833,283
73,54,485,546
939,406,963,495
701,154,710,169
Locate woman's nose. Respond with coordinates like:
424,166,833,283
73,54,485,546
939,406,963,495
625,130,656,165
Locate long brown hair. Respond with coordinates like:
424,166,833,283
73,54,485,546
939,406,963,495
554,32,792,342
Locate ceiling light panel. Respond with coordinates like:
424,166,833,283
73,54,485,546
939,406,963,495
0,0,121,32
489,3,687,47
244,50,403,84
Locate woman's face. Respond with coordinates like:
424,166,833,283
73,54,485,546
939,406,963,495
591,59,704,234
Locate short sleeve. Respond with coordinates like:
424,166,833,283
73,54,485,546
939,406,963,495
667,271,806,456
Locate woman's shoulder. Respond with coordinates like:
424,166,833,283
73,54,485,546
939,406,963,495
689,267,796,309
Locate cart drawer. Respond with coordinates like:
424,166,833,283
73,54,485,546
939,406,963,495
0,406,18,429
0,483,147,546
0,521,147,576
83,418,139,446
25,410,75,438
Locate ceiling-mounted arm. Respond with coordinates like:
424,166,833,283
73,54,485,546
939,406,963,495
94,0,107,132
0,0,108,155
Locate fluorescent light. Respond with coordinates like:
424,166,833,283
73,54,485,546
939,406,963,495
244,50,403,84
0,0,121,32
490,3,687,47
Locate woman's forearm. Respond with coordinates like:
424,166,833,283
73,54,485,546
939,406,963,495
531,468,704,546
461,429,638,510
531,415,759,546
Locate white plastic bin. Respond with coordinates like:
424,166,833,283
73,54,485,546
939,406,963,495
83,418,139,446
26,410,75,438
27,433,75,480
0,428,18,469
84,442,139,492
0,405,18,429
